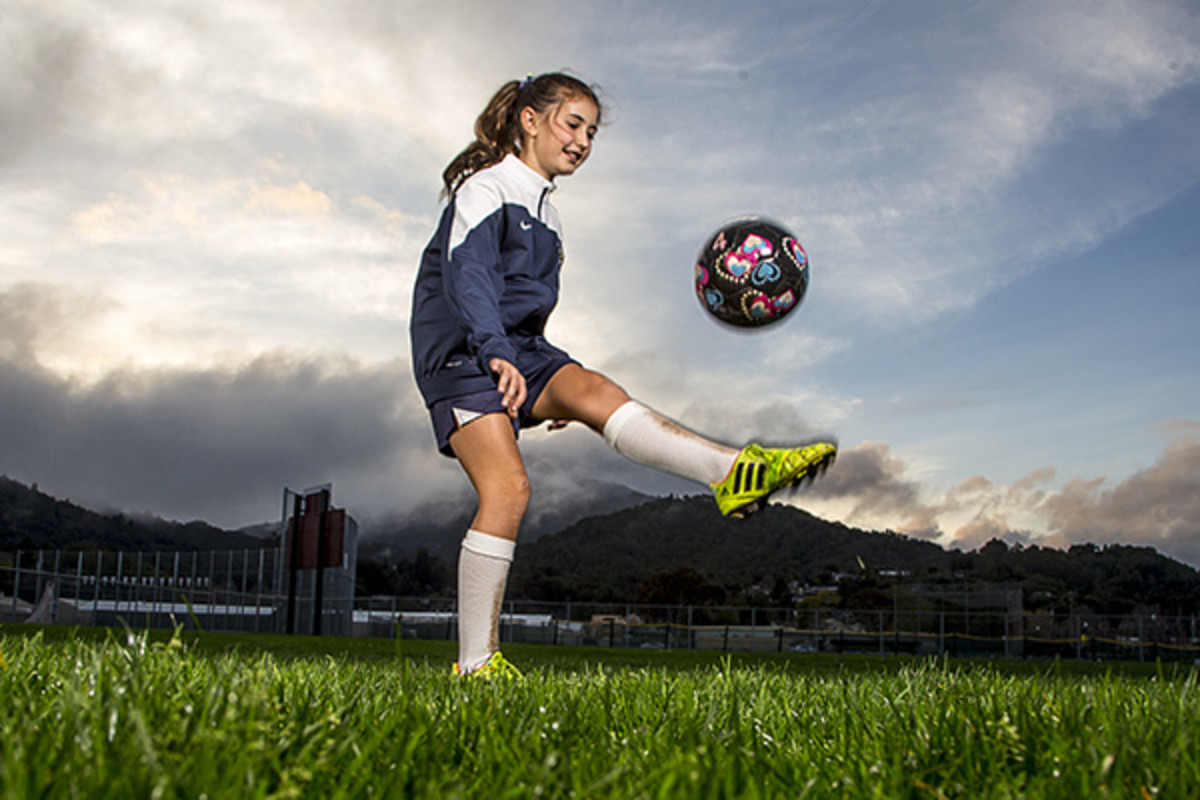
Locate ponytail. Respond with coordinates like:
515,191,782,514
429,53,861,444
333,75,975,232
441,72,603,198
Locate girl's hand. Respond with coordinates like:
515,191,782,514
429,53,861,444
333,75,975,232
489,358,526,418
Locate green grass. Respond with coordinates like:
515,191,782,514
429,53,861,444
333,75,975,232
1,625,1197,799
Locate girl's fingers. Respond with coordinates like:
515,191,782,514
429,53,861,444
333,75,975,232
490,358,526,417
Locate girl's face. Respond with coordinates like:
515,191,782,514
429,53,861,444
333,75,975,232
518,95,599,181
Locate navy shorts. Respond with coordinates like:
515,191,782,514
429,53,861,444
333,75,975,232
428,348,577,457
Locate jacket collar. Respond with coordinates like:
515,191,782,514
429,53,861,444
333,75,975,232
502,153,557,196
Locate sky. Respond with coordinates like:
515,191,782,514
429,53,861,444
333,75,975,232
2,0,1199,566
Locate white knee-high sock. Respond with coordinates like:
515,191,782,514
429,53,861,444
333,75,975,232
603,400,739,486
457,529,516,673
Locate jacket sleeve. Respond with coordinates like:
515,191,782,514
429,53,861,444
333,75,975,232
440,183,519,371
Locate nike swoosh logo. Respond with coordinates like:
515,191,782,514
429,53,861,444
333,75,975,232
520,220,532,231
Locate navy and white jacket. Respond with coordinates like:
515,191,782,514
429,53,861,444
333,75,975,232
410,154,565,406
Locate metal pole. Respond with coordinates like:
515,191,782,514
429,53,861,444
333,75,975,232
34,550,45,614
52,549,62,622
171,552,180,623
10,551,20,614
135,551,143,618
224,550,234,632
115,551,125,617
153,551,162,623
208,550,216,626
75,551,84,611
190,551,199,627
241,549,250,633
286,492,302,635
255,548,264,633
313,490,330,636
93,551,103,625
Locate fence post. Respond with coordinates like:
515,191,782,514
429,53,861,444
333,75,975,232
93,551,103,625
241,549,250,633
115,551,124,617
9,551,20,615
254,550,264,633
152,551,161,622
135,551,143,619
51,549,61,622
34,550,45,616
189,551,198,626
75,551,84,613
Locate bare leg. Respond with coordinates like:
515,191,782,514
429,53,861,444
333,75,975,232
449,413,531,541
447,413,529,672
534,363,739,485
531,363,631,432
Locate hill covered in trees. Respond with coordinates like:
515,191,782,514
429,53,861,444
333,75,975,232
0,476,261,553
507,496,1200,615
4,477,1198,615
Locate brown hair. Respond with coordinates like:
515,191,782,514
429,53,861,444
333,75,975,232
441,72,603,197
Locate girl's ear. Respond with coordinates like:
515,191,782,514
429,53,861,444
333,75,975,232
518,106,539,138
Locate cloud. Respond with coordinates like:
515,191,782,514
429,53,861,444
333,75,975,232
803,435,1200,567
0,347,443,528
243,181,333,218
804,441,940,537
0,4,88,164
0,282,445,526
1039,436,1200,564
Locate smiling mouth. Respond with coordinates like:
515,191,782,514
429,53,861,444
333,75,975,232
564,149,584,165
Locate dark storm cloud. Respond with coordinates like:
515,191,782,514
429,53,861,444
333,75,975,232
0,285,446,527
808,441,941,537
0,349,435,526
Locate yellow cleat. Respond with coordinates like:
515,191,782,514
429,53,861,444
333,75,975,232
711,441,836,518
452,651,523,681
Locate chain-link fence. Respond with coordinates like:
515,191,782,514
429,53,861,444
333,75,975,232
6,553,1198,662
1,547,355,636
354,596,1200,663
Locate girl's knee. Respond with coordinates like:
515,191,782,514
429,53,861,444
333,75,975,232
480,470,531,513
579,368,629,405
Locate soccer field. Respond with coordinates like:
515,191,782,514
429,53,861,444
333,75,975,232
1,626,1197,799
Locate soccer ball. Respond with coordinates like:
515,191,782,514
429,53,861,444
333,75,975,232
693,217,809,328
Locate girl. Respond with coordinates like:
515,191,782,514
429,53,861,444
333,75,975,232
410,72,835,678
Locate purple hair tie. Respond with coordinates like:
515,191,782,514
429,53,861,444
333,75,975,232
519,74,533,90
